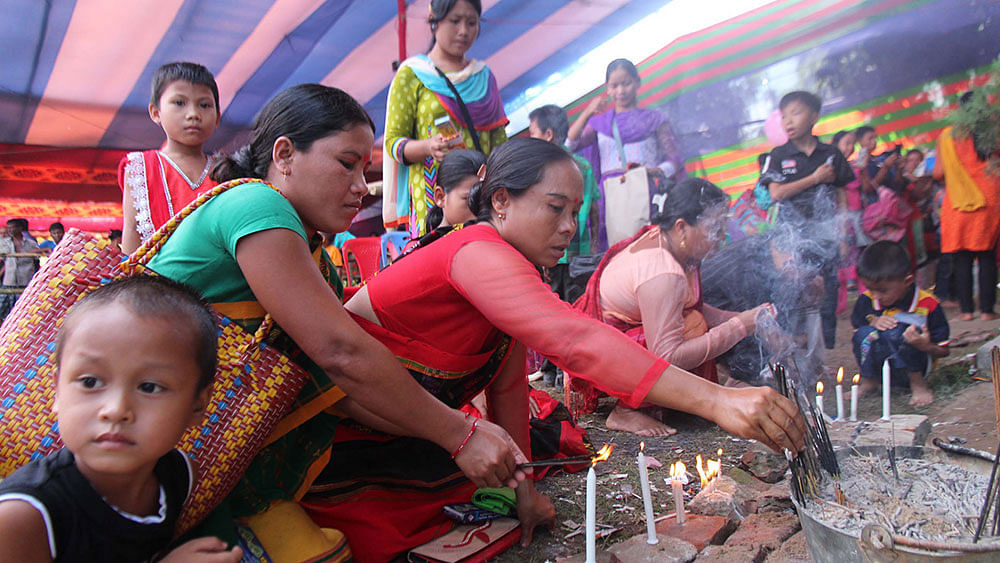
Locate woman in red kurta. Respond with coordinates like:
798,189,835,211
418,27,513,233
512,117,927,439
303,139,805,562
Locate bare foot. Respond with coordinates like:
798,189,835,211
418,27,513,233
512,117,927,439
956,312,974,321
908,383,934,407
606,405,677,437
857,377,878,398
981,312,999,321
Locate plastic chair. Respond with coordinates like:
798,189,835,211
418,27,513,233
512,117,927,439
342,237,382,287
380,231,411,268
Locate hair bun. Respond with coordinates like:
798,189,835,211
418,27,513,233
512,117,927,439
233,145,255,172
466,180,484,216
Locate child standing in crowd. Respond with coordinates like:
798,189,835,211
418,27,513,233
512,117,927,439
0,276,241,562
528,104,601,302
119,62,220,254
852,241,949,407
424,149,485,233
762,91,854,352
38,222,64,252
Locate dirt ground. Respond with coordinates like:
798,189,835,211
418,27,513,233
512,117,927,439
492,303,1000,562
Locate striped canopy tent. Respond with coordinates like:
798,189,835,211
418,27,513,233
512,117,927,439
0,0,675,233
0,0,996,234
557,0,999,197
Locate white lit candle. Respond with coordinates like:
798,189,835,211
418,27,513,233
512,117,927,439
835,367,845,421
586,463,596,563
669,462,686,526
882,359,891,421
815,381,825,419
850,373,860,421
637,443,658,545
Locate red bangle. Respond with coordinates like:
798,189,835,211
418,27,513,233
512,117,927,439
451,419,478,459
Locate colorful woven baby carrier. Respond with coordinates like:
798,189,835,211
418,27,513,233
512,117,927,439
0,179,315,534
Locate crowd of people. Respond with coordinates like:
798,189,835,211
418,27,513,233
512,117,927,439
0,0,996,561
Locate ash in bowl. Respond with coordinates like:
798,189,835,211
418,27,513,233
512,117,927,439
804,453,996,543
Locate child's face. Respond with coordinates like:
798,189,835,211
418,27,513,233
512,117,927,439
836,133,856,160
149,80,220,148
859,131,878,152
435,175,478,226
780,100,818,142
861,277,913,306
528,119,554,143
54,302,207,485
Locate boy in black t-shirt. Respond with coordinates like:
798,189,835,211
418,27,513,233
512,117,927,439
0,277,241,562
762,91,854,351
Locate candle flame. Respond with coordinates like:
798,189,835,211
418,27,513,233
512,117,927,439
695,453,721,487
853,373,861,385
717,448,723,458
816,381,824,394
640,441,645,453
591,443,613,467
670,461,687,478
837,367,844,384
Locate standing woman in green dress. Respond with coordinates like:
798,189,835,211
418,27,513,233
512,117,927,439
382,0,509,237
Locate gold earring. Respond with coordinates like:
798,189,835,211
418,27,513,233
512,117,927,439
498,212,505,220
679,238,686,249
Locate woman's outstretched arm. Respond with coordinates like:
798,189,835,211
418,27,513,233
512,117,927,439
236,229,527,488
450,240,806,453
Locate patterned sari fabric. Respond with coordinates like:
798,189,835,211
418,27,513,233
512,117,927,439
301,315,512,563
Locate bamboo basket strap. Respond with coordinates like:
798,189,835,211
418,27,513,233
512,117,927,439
120,177,281,339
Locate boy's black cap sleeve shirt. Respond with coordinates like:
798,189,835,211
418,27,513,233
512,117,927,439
764,138,854,224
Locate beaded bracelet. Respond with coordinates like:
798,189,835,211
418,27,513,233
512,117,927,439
451,418,479,459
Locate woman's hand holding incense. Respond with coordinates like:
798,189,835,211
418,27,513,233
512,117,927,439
516,482,556,547
713,386,806,454
454,418,529,488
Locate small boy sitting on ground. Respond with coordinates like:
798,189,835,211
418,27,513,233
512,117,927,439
851,241,949,407
0,276,241,562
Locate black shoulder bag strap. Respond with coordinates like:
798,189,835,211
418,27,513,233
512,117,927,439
433,66,484,154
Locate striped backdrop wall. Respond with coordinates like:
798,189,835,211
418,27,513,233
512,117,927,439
561,0,999,196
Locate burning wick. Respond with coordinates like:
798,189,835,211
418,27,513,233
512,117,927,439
695,451,722,488
669,461,687,525
637,442,658,545
585,443,613,563
835,367,845,421
850,373,860,421
815,381,825,419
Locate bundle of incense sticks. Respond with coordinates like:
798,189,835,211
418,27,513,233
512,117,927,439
773,362,840,505
518,455,592,468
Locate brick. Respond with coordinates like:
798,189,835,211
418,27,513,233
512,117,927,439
825,415,931,448
755,480,793,513
696,543,766,563
607,533,697,563
689,475,756,520
656,513,736,550
740,442,789,484
765,531,813,562
725,512,801,551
